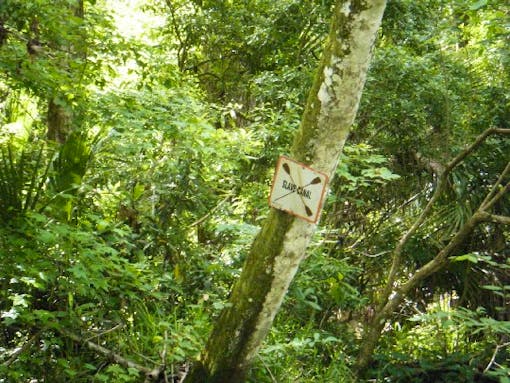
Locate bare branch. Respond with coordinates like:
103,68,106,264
188,193,232,228
2,333,39,367
85,323,124,342
379,128,510,306
481,161,510,211
478,211,510,225
484,342,510,373
60,329,163,380
444,128,509,174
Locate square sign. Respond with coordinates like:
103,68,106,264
269,156,329,223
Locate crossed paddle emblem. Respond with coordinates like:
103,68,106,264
269,156,329,223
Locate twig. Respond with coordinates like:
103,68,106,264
188,193,232,227
480,162,510,211
484,341,510,373
257,355,278,383
2,332,39,367
85,323,124,342
60,329,162,380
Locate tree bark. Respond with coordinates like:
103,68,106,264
46,0,84,144
184,1,387,382
47,98,72,144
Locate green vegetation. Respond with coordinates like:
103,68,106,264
1,0,509,382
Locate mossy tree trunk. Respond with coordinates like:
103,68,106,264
184,1,387,382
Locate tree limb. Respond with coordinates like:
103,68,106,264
358,130,510,371
1,332,39,367
380,128,510,306
481,161,510,211
478,211,510,225
59,329,163,381
484,341,510,373
188,193,232,228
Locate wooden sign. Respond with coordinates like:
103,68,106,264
269,156,328,223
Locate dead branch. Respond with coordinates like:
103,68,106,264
59,329,163,381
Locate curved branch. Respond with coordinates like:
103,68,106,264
481,161,510,211
1,333,40,367
380,128,510,306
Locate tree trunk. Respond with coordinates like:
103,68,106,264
184,1,387,382
46,0,84,144
47,99,72,144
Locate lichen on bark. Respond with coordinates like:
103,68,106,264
292,0,385,176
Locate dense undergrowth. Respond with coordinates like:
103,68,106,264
1,0,509,381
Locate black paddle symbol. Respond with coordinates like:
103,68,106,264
273,162,322,217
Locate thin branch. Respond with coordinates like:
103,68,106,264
188,193,232,228
484,342,510,373
60,329,162,380
378,157,510,318
2,333,39,367
478,211,510,225
378,209,484,321
480,161,510,211
444,128,509,174
85,323,124,342
379,128,510,306
258,355,278,383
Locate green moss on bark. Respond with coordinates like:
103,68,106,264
186,210,295,383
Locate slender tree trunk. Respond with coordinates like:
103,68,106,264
184,1,387,382
47,99,72,143
46,0,84,144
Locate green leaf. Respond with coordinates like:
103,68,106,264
133,182,145,200
482,285,502,291
469,0,487,10
451,253,479,263
10,293,29,308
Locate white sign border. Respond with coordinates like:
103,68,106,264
268,155,329,223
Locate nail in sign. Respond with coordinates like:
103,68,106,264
269,156,329,223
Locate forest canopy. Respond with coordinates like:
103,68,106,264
0,0,509,382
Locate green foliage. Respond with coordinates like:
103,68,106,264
1,0,509,381
375,298,510,383
156,0,333,100
253,328,355,383
0,141,53,222
0,0,117,96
